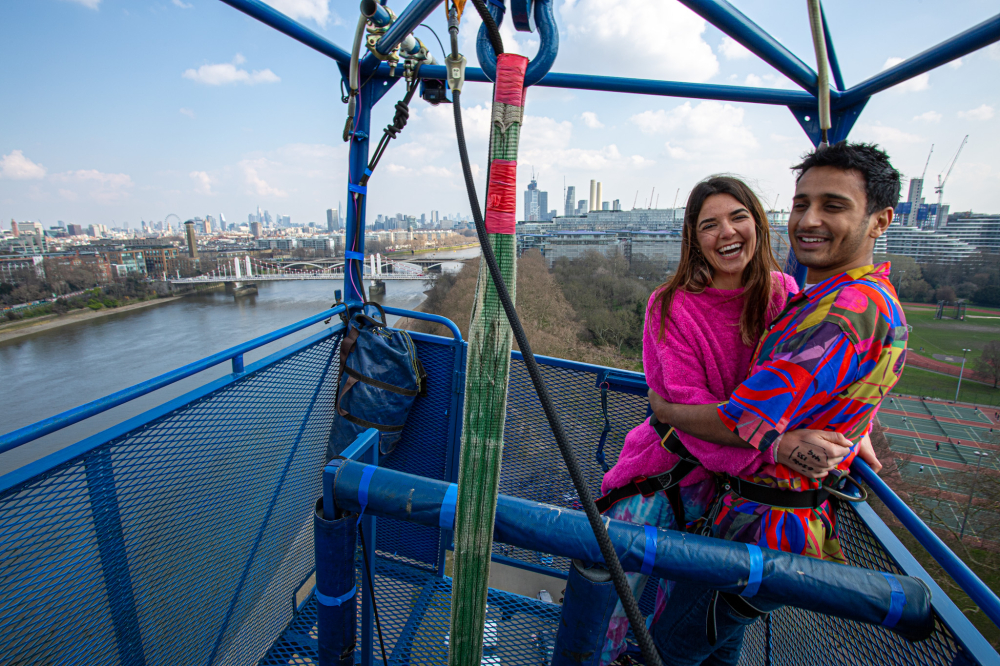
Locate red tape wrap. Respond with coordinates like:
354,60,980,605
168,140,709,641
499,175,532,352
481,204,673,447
494,53,528,107
485,159,517,235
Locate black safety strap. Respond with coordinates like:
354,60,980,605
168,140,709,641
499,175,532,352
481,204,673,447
594,416,701,518
724,476,830,510
706,591,770,646
344,366,419,396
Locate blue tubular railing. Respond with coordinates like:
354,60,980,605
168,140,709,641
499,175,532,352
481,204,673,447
838,12,1000,107
0,304,346,455
217,0,352,64
853,459,1000,631
372,0,444,57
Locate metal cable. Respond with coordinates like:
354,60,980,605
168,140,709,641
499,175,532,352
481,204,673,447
449,5,662,660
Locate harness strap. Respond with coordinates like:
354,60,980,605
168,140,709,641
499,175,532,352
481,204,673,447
595,371,612,473
344,366,419,397
595,416,700,517
726,476,830,510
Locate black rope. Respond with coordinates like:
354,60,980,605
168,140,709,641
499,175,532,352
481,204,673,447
418,23,447,62
357,522,388,665
448,4,662,664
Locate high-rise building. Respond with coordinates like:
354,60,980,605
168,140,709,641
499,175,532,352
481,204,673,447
525,176,548,221
250,222,263,238
67,224,84,236
905,178,924,227
577,199,588,215
327,209,340,232
602,202,610,211
564,186,576,216
184,220,198,258
613,199,621,211
263,210,273,226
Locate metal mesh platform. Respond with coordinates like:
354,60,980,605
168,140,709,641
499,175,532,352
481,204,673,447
260,555,561,666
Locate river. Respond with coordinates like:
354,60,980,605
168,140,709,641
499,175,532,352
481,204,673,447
0,247,479,474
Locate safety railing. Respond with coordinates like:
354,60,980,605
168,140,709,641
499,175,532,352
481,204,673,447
2,307,1000,666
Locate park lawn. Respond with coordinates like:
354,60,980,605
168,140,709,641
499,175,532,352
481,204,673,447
892,365,1000,406
902,305,1000,368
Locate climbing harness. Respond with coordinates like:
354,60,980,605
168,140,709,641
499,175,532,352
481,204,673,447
595,372,612,473
445,1,662,664
594,416,701,533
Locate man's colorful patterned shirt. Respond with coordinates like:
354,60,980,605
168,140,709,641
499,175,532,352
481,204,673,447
713,262,907,561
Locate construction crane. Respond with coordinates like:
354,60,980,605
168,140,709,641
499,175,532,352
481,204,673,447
934,135,968,227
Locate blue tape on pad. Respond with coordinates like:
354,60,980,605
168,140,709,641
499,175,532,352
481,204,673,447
356,466,376,525
742,544,763,597
440,483,458,530
345,250,364,261
882,573,906,628
641,525,657,576
348,183,367,194
317,586,356,607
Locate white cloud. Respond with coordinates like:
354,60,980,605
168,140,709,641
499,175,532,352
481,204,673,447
580,112,604,129
61,0,100,9
913,111,942,123
52,170,133,203
190,171,214,195
630,101,757,160
853,123,923,145
179,107,195,118
957,104,994,121
948,58,962,70
719,36,751,60
241,162,288,198
264,0,332,27
556,0,719,81
172,0,193,7
989,44,1000,60
743,73,794,90
881,57,929,92
182,55,280,86
0,150,47,180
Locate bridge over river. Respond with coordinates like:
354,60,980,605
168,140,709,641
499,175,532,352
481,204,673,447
169,254,468,284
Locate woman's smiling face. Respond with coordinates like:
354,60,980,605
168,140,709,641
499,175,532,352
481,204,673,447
695,193,758,289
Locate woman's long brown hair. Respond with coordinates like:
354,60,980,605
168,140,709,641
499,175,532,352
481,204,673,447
656,176,780,347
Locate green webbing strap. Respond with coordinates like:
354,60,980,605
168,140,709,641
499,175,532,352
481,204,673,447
449,53,528,666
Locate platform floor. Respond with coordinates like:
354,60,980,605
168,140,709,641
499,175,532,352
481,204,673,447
260,555,561,665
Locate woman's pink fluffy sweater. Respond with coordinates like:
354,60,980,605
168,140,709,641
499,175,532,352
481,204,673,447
601,272,800,495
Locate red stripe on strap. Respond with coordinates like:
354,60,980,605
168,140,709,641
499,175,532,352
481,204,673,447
485,159,517,235
494,53,528,107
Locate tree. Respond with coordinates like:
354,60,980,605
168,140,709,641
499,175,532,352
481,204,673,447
935,286,957,303
975,341,1000,388
973,286,1000,308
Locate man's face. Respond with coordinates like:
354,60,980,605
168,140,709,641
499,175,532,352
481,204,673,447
789,166,884,279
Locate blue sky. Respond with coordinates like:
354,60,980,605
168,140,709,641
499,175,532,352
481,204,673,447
1,0,998,229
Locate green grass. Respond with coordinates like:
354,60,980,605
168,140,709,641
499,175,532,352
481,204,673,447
892,365,1000,407
903,304,1000,368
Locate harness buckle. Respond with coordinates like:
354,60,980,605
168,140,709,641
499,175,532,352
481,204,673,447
634,475,663,497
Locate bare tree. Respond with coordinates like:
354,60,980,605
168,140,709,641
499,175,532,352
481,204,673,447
974,340,1000,388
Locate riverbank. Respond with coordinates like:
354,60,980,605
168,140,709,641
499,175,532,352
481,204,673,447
384,242,479,257
0,296,183,344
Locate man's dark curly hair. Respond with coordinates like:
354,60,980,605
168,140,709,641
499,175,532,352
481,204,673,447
792,141,901,215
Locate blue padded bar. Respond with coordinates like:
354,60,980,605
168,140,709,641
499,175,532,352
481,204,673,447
345,250,365,261
551,560,618,666
314,502,358,666
332,460,935,641
348,183,367,195
356,465,376,525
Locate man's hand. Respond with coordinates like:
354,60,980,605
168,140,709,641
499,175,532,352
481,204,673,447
856,434,882,473
776,430,853,479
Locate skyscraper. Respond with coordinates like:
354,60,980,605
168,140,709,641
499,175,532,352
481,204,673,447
564,185,576,216
905,178,923,227
327,208,340,232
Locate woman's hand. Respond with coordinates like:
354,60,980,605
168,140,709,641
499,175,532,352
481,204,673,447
776,429,852,479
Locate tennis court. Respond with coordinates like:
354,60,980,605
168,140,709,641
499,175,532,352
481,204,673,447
924,401,994,424
886,433,997,471
878,412,946,437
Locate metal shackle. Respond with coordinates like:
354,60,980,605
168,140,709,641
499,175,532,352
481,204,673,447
475,0,558,87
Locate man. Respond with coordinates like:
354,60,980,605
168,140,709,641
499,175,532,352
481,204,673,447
649,142,906,665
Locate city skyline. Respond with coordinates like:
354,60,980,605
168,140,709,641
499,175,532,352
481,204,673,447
1,1,998,228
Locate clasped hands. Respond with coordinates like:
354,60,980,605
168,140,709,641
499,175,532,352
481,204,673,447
647,389,882,479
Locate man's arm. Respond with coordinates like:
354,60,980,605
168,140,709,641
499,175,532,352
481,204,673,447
649,389,853,479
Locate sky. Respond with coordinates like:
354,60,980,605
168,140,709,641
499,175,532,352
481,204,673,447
0,0,998,229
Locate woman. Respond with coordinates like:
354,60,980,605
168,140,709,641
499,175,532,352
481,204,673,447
599,176,798,665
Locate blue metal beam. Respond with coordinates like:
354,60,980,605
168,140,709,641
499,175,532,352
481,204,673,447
820,2,845,91
413,63,815,106
0,305,346,454
838,13,1000,107
676,0,818,93
372,0,444,56
217,0,352,65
